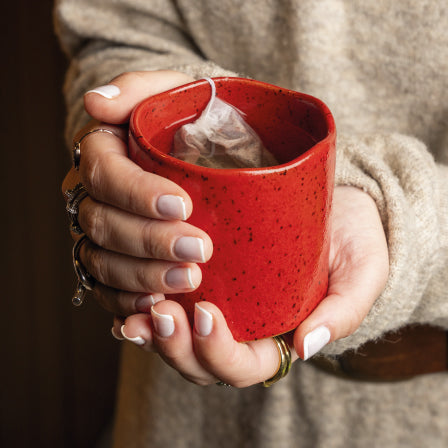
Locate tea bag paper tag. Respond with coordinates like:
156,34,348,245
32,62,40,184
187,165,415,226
173,78,278,168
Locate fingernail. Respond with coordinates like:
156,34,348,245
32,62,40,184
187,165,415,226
166,267,197,289
195,303,213,336
174,237,206,262
111,327,125,341
121,325,146,346
151,308,175,337
136,293,165,312
303,326,331,360
157,195,187,220
86,84,121,99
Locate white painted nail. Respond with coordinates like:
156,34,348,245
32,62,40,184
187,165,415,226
111,327,125,341
166,267,196,289
157,195,187,220
303,326,331,360
195,303,213,336
86,84,121,99
151,308,175,337
174,237,206,262
121,325,146,346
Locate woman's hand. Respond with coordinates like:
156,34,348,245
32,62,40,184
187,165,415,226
120,185,389,387
62,70,214,315
293,185,389,359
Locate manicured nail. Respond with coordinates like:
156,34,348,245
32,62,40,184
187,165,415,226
157,195,187,220
174,237,206,262
111,327,125,341
135,293,165,312
121,325,145,346
303,326,331,360
195,303,213,336
166,267,196,289
86,84,121,99
151,308,175,337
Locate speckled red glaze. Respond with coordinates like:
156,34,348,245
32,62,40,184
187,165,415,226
129,77,336,342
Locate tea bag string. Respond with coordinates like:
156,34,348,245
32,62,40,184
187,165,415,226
202,77,217,119
201,77,217,158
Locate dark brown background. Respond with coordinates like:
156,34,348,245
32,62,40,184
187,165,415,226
2,1,120,446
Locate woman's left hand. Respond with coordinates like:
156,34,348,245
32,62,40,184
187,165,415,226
119,186,389,387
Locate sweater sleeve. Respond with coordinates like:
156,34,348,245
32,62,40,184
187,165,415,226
320,132,448,355
54,0,239,143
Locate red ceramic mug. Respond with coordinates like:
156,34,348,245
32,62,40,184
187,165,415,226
129,77,336,342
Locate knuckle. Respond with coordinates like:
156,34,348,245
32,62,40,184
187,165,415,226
126,170,148,213
141,221,167,259
82,201,107,247
84,243,109,286
134,264,159,291
163,349,189,366
82,149,103,196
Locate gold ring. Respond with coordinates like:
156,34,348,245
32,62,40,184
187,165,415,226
73,128,118,170
262,335,292,387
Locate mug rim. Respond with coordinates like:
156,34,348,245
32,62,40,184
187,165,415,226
130,76,336,175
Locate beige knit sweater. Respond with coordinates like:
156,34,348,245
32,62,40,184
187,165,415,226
55,1,448,447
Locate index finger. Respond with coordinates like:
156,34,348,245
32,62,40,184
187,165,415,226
78,128,193,220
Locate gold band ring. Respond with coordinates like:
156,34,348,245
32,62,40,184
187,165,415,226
262,335,292,387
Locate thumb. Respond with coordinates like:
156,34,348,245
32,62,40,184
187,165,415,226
293,292,371,361
84,70,195,124
293,187,390,360
294,254,389,360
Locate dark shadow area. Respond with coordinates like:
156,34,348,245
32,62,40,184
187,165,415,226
1,1,120,447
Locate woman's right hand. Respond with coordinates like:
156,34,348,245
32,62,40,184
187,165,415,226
62,70,213,320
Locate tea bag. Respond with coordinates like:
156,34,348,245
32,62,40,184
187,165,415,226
173,78,278,168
